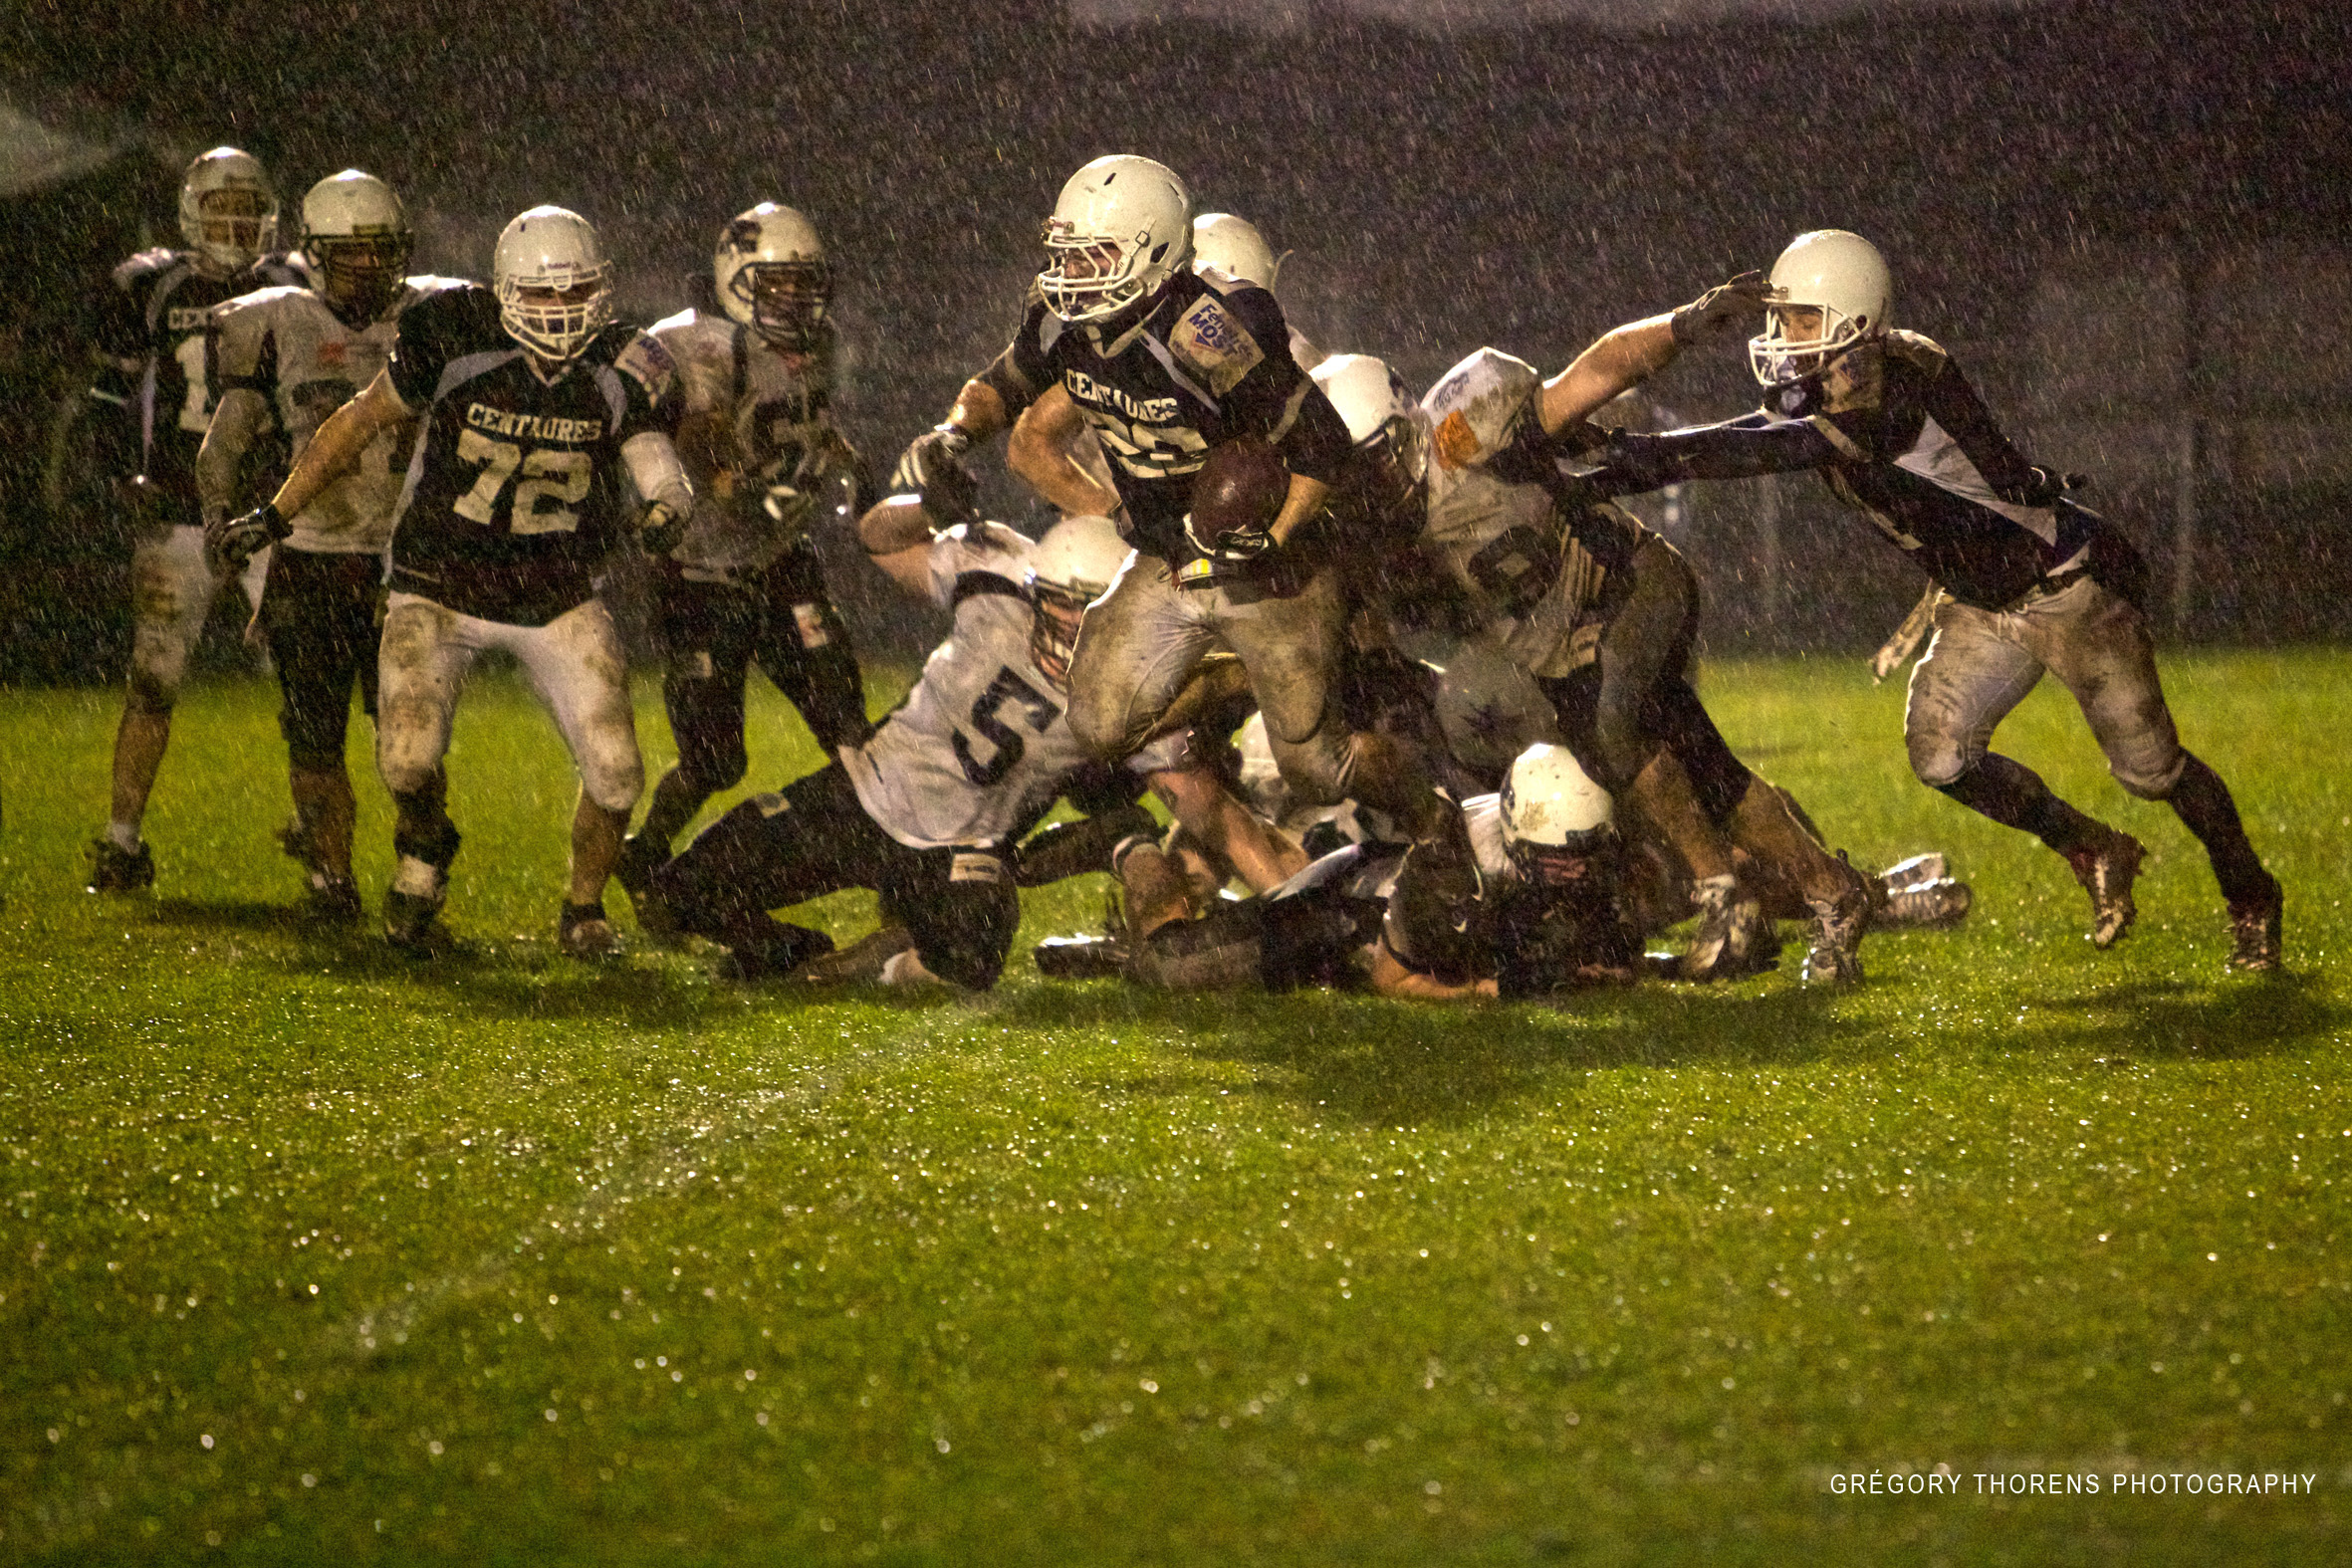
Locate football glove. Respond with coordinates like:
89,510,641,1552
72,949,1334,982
206,500,291,571
1670,270,1770,345
2016,465,2089,507
890,422,973,496
637,500,685,558
761,482,819,533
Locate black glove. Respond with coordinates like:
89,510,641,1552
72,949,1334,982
890,422,973,496
637,500,685,558
206,500,290,571
1670,270,1770,345
2017,465,2089,507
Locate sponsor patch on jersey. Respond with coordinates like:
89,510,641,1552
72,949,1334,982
1169,296,1264,396
793,602,830,649
949,851,1007,885
613,332,676,397
168,306,212,332
1434,409,1481,471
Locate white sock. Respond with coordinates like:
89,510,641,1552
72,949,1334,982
107,821,142,854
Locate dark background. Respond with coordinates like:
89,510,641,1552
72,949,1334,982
4,0,2346,682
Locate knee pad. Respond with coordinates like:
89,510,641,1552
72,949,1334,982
2110,747,2188,801
577,728,644,815
1906,726,1979,790
1064,686,1140,765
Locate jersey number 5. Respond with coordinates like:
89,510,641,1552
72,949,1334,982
952,666,1060,787
453,427,593,534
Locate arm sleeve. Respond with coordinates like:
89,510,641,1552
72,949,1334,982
85,273,146,478
1920,357,2045,502
972,301,1057,419
1218,287,1349,483
620,431,692,515
611,330,681,439
1591,409,1851,497
383,296,456,412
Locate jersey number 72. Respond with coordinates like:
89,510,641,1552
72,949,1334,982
452,427,593,534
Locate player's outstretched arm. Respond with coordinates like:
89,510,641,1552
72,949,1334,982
1537,272,1769,435
1368,936,1497,1001
1008,384,1121,519
271,369,411,522
1147,762,1307,896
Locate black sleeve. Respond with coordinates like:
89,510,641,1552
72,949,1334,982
973,299,1057,420
1590,409,1849,497
1216,285,1350,484
385,287,480,411
85,266,147,478
1919,356,2044,503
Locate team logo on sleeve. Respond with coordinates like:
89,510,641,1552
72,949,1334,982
613,332,676,397
1170,296,1264,396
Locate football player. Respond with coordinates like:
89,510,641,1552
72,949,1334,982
1593,230,2283,972
615,203,873,927
649,501,1297,988
199,170,465,920
212,205,691,956
889,156,1452,849
84,147,305,893
1311,342,1875,985
1117,744,1641,1000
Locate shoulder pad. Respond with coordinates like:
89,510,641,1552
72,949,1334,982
1422,347,1541,471
212,283,311,321
648,307,701,336
399,275,474,301
1881,330,1951,374
1168,286,1269,396
112,248,185,290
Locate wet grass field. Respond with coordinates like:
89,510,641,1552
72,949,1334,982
2,649,2348,1565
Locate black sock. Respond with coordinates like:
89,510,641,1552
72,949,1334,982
2165,753,2276,905
632,769,712,860
1935,755,2108,854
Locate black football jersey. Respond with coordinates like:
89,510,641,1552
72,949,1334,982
384,286,676,624
980,271,1351,561
87,248,307,512
1596,333,2091,610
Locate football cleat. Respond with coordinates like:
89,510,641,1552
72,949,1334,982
276,817,322,875
1034,934,1131,982
714,921,836,984
86,836,155,894
1873,877,1973,931
302,874,363,926
382,855,450,952
1678,874,1777,982
558,902,621,960
1802,883,1871,987
2226,876,2283,974
1878,852,1949,892
2064,830,2146,949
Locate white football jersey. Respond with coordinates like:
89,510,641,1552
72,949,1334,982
841,522,1189,849
1418,347,1646,679
210,276,467,553
647,308,851,579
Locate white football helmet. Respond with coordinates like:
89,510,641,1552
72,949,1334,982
179,147,279,274
1501,744,1615,887
715,202,830,349
1038,155,1192,326
1750,229,1893,386
1027,515,1129,688
301,170,411,317
1191,212,1286,293
1311,352,1429,527
493,205,612,361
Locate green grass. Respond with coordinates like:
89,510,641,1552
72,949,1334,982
1,649,2348,1565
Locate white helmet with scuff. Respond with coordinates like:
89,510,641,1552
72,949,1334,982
1750,228,1893,386
179,147,279,274
493,205,612,362
1501,743,1615,886
714,202,831,349
1038,155,1192,326
301,170,412,318
1026,514,1130,689
1191,212,1286,293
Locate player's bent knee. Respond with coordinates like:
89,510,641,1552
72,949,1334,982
582,754,644,815
1906,729,1978,789
2110,747,2188,801
124,666,180,716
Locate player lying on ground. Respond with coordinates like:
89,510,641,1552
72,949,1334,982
213,205,691,957
1588,229,2282,972
891,156,1455,852
200,169,466,921
85,146,304,894
1308,338,1874,986
614,203,874,931
647,497,1300,988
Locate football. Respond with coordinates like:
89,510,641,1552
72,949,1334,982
1189,433,1290,539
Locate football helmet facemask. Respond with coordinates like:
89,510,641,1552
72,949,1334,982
1750,229,1893,386
1038,155,1192,327
1026,515,1128,690
493,205,612,362
715,202,832,350
301,170,412,321
1500,743,1615,889
179,147,279,275
1191,212,1287,293
1311,352,1430,535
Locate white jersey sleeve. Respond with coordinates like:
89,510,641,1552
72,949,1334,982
841,524,1183,849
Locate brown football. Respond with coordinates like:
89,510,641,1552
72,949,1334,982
1189,434,1290,537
